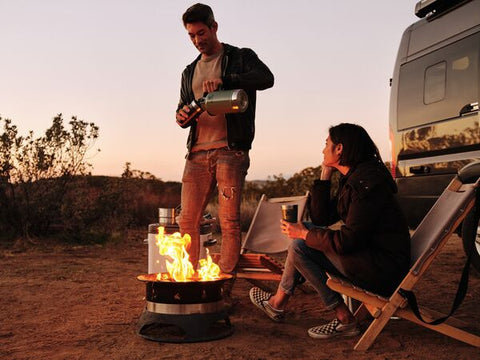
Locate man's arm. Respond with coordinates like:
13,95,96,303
222,48,274,91
175,70,195,128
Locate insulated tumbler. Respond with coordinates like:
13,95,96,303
281,204,298,223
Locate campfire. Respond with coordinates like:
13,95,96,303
153,226,222,282
137,222,234,343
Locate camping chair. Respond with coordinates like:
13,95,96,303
326,175,480,350
234,193,309,286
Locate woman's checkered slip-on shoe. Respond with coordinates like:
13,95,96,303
249,287,285,322
308,318,360,339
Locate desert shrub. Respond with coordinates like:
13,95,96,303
0,115,185,243
59,176,181,243
239,198,260,231
0,114,98,241
124,179,182,227
0,113,362,244
59,177,129,243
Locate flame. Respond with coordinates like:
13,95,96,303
155,226,220,282
198,248,221,280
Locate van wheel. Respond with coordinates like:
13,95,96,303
461,211,480,274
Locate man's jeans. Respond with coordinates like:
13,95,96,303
178,147,250,274
280,223,344,310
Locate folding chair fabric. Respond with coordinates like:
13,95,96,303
241,193,309,254
231,193,309,288
410,182,475,275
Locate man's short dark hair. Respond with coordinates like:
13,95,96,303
182,3,215,28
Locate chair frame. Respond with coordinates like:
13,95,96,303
327,176,480,350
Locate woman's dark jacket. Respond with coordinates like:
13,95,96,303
306,159,411,296
176,43,274,152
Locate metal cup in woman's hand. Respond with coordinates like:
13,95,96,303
281,204,298,223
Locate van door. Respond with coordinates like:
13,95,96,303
395,31,480,227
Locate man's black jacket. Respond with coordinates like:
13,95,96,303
176,43,274,152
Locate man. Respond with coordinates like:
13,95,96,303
176,3,274,279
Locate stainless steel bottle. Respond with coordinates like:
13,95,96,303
180,89,248,127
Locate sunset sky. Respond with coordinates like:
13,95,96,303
1,0,419,181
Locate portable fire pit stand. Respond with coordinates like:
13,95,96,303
136,274,234,343
137,308,233,343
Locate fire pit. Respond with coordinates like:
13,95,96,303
136,226,234,343
136,273,234,343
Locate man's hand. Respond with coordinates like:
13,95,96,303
176,104,193,127
202,78,223,94
280,219,309,240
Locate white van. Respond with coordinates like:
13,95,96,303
389,0,480,270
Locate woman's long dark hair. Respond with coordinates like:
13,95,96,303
329,123,383,168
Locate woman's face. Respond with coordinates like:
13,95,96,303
322,136,341,167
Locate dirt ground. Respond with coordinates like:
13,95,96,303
1,231,479,360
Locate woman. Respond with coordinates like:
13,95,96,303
249,123,411,339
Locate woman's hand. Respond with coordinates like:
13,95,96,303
280,219,309,240
320,163,334,180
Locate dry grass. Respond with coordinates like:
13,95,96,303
205,197,260,232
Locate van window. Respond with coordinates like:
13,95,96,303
424,61,446,104
397,32,479,130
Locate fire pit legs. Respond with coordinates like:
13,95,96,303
136,268,234,343
137,309,234,343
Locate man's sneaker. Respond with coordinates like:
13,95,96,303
249,287,285,322
308,318,360,339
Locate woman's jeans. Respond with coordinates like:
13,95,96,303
178,147,250,274
280,223,344,310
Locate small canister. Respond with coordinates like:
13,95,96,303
158,208,176,226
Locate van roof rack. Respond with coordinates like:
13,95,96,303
415,0,471,18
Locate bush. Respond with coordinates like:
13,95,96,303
59,176,181,243
0,113,350,244
0,113,183,244
0,114,98,240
